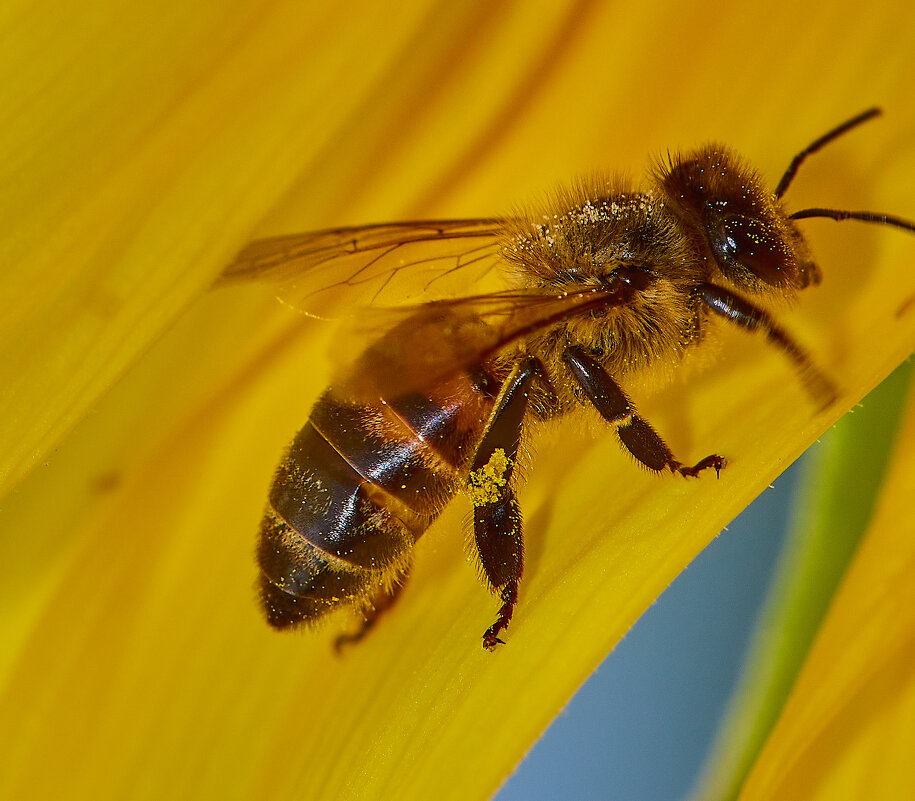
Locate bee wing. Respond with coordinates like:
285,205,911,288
347,287,619,399
221,218,508,317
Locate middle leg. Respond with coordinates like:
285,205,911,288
562,345,726,477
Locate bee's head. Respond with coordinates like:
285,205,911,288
655,147,820,292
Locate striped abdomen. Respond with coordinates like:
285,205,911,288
257,363,497,629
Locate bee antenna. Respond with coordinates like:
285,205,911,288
775,108,883,199
789,207,915,235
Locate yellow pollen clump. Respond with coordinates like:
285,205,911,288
467,448,511,506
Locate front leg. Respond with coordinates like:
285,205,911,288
467,356,542,650
700,283,836,409
562,346,725,477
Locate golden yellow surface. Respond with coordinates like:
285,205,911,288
2,1,915,799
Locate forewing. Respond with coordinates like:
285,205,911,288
221,219,508,317
345,288,619,399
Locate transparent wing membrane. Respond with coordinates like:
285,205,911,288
221,219,508,317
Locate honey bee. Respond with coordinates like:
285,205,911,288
226,108,915,650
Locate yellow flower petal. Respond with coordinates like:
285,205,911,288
0,1,447,495
692,364,913,801
2,2,915,800
738,382,915,800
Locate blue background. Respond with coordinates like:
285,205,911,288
495,457,802,801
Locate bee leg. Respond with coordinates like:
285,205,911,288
700,283,836,409
333,571,410,654
562,345,726,477
468,356,542,650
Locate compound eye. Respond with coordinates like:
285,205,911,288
711,214,790,287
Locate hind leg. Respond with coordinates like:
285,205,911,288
333,570,411,654
468,357,542,650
